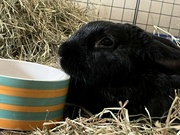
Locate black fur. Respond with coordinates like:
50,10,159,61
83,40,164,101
58,21,180,119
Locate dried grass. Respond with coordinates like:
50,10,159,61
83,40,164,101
0,0,179,134
0,0,91,67
1,95,179,135
35,95,180,135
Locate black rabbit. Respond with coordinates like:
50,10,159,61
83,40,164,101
58,21,180,119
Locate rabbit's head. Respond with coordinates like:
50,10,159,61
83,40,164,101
58,21,180,86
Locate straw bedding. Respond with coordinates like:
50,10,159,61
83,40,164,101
0,0,90,67
1,96,180,134
0,0,179,134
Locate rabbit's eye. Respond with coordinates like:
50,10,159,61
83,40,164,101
95,37,114,48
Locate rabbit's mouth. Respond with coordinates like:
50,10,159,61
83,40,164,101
58,56,63,69
58,52,87,77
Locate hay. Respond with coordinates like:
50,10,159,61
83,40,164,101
34,96,180,135
0,0,91,67
0,0,180,134
153,25,180,47
1,95,179,135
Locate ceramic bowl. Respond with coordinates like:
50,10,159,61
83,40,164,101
0,59,70,131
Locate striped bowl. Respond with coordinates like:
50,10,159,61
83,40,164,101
0,59,70,131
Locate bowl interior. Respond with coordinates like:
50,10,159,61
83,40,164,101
0,59,69,81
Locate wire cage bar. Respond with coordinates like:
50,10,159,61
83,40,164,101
75,0,180,37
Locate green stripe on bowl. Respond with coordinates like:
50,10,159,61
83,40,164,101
0,76,70,90
0,95,67,106
0,109,64,121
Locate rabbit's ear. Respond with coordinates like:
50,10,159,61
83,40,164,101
123,23,180,73
152,35,180,49
143,40,180,74
156,60,180,73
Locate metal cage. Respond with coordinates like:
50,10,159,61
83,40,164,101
76,0,180,37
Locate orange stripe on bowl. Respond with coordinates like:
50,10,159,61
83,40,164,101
0,85,68,98
0,103,65,112
0,117,62,131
